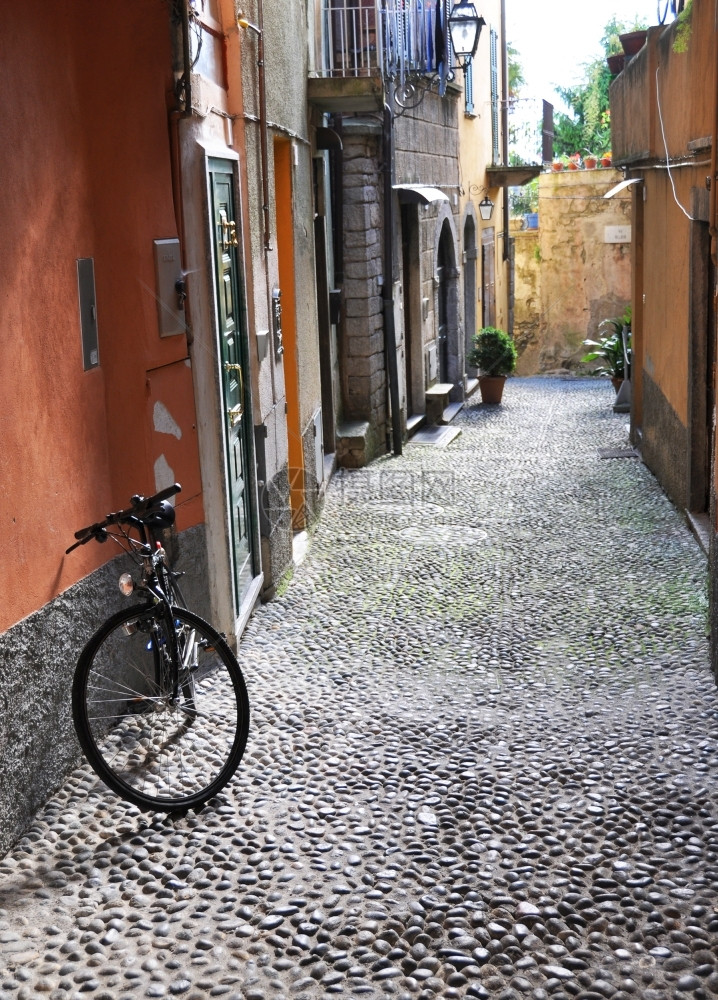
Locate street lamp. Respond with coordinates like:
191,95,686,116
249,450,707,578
479,196,494,221
448,2,485,69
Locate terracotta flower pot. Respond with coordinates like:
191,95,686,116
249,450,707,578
619,30,647,58
601,155,612,167
607,53,625,76
552,161,564,172
584,156,597,169
568,161,579,170
479,376,507,404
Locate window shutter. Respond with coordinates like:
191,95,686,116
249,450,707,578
490,27,500,164
465,61,474,114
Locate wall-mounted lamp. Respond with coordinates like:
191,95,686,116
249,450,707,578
479,196,494,221
448,2,485,71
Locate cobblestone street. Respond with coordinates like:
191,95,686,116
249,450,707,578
3,377,718,1000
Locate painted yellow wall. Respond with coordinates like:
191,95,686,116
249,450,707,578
457,0,508,332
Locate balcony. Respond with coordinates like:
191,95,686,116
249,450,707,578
487,98,552,188
308,0,447,113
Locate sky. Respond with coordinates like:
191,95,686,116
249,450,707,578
505,0,664,108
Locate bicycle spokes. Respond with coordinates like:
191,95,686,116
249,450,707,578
73,606,248,810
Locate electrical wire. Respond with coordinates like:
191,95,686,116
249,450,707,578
655,65,696,221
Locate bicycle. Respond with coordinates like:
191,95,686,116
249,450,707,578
657,0,685,24
67,483,249,812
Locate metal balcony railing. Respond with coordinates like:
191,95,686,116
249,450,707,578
313,0,381,79
311,1,447,86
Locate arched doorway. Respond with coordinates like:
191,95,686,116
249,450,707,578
436,220,461,397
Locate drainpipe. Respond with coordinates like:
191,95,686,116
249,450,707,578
332,114,344,284
710,0,718,267
383,92,402,456
166,2,194,342
180,0,193,116
500,0,509,262
238,3,272,253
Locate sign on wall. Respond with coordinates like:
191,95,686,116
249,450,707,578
604,225,632,244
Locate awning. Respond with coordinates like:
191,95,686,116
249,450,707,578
393,184,450,205
315,127,343,152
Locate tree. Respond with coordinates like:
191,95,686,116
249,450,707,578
508,42,525,98
553,16,647,158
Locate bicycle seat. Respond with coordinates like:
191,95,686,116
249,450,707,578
143,500,176,529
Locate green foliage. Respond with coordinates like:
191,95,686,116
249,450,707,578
581,307,632,379
553,16,647,158
508,42,525,97
469,327,518,376
674,0,693,53
509,177,538,216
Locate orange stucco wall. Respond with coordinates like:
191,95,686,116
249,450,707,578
609,0,718,516
0,2,203,632
640,170,693,424
611,0,715,429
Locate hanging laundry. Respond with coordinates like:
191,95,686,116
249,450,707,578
436,0,448,95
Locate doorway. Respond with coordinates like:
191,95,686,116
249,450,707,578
275,139,306,531
436,220,460,397
689,217,715,514
463,215,478,367
401,202,423,417
208,158,258,616
437,223,453,384
482,227,496,327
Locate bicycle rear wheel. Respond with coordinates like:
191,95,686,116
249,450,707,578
72,604,249,811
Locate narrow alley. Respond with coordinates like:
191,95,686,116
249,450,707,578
2,377,717,1000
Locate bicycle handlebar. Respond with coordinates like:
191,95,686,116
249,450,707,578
66,483,182,554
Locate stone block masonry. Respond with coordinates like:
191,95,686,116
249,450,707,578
339,123,387,462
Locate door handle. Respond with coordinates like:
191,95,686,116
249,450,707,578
224,362,244,426
227,404,243,428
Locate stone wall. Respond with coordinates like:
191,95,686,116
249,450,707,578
337,93,461,462
339,121,387,465
513,168,632,375
512,228,542,373
0,525,208,856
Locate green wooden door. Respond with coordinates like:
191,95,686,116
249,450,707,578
209,159,255,612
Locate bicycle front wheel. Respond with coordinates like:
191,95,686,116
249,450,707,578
72,604,249,811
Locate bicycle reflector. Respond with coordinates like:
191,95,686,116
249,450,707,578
118,573,135,596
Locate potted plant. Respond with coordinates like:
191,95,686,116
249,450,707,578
607,52,625,76
619,29,648,58
600,150,613,167
469,326,518,404
568,152,582,170
581,307,632,391
584,152,597,169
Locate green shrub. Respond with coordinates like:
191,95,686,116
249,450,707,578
468,327,518,376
